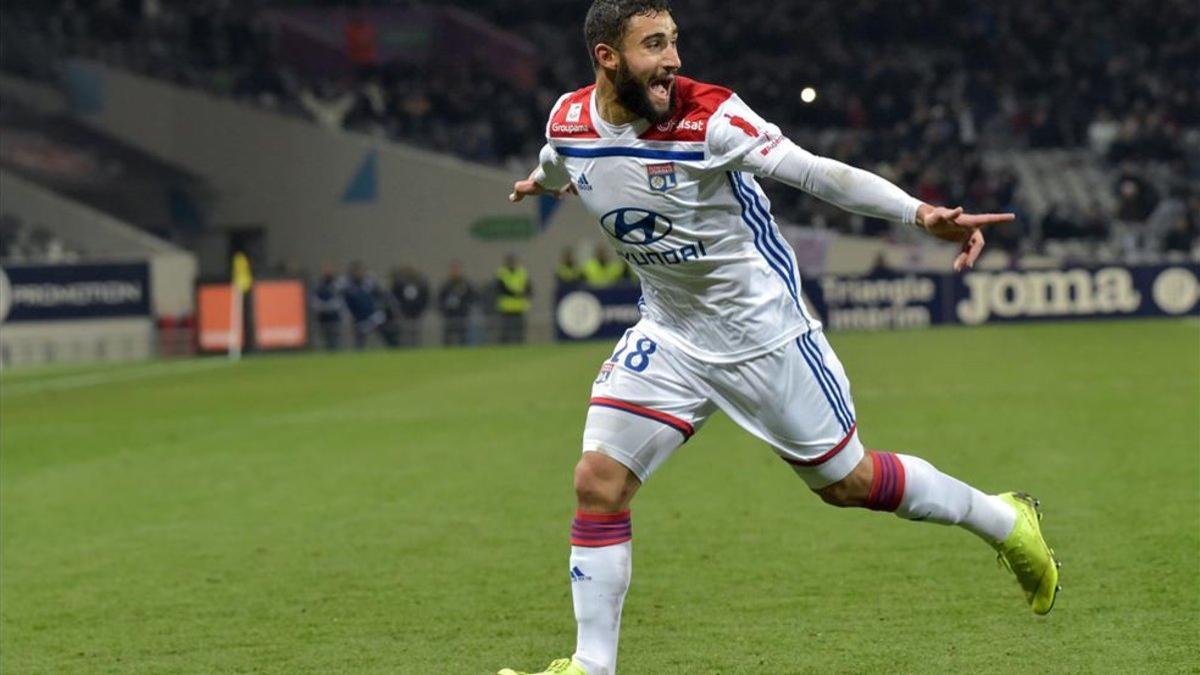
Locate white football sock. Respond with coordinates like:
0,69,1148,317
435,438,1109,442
893,453,1017,543
568,507,633,675
867,451,1016,544
570,542,631,675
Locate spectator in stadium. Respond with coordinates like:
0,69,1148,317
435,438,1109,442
582,245,627,288
1116,173,1160,225
1041,207,1084,242
438,261,476,346
8,0,1196,264
299,80,356,130
494,253,532,344
389,266,431,347
343,10,378,80
310,265,346,351
1163,214,1196,257
342,260,395,349
555,247,584,288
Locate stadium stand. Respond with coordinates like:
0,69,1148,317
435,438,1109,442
0,212,82,264
0,0,1195,261
0,97,213,244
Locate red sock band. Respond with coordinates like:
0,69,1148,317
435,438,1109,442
571,510,632,547
866,451,906,512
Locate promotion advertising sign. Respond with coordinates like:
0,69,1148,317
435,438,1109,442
0,263,150,323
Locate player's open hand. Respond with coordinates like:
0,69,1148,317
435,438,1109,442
508,170,578,203
917,205,1015,272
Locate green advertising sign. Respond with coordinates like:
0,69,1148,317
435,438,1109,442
470,216,538,241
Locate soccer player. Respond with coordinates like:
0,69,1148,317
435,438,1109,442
503,2,1059,673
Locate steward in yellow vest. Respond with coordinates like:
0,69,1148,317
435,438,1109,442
556,247,584,287
583,246,627,288
495,254,531,343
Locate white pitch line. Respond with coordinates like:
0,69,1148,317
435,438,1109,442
1,359,234,397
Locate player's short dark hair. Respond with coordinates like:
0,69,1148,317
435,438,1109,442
584,0,672,67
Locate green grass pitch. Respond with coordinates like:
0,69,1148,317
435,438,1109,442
2,319,1198,674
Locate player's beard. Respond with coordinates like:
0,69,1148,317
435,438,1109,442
614,60,675,125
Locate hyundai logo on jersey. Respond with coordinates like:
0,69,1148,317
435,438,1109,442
646,162,678,192
601,208,674,245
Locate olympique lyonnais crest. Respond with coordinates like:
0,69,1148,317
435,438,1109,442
595,361,615,384
646,162,678,192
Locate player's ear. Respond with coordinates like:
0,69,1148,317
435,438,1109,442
594,42,619,71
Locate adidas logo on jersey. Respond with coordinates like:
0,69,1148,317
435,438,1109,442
577,173,593,191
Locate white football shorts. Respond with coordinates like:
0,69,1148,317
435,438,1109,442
583,321,863,489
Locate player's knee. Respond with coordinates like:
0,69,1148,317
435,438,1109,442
574,451,637,511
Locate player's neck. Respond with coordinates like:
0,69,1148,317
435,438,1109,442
594,73,640,127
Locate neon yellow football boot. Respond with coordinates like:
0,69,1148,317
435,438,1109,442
994,492,1061,614
498,658,588,675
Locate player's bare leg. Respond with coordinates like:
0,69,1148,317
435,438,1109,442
500,451,640,675
814,451,1060,613
815,452,1015,537
567,451,640,675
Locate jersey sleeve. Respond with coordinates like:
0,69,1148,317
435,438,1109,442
709,94,922,225
532,143,572,191
705,94,796,174
533,93,574,191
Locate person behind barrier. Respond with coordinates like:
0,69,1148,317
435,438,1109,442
389,266,431,347
583,244,628,288
495,253,532,344
556,247,585,287
310,265,346,351
438,261,476,346
343,261,396,349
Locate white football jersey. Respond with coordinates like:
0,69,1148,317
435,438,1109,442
538,77,820,363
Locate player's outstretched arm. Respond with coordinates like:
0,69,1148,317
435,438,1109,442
508,169,577,203
915,205,1015,272
752,142,1014,271
509,143,577,203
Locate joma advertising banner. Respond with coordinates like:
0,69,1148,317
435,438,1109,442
0,263,150,323
809,264,1200,330
553,264,1200,340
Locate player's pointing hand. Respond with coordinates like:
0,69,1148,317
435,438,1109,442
916,204,1015,272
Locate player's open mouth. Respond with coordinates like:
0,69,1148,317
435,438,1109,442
648,77,673,105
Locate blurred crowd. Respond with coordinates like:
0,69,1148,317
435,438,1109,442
1,0,1196,255
300,245,637,350
0,213,82,264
